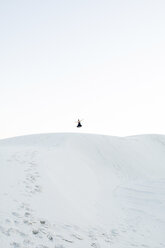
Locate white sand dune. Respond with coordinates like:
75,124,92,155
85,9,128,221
0,133,165,248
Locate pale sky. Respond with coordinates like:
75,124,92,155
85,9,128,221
1,0,165,139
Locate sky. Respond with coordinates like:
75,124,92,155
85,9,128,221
0,0,165,139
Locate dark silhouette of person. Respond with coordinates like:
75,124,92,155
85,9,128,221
77,119,82,128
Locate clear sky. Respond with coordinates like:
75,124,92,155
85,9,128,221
1,0,165,139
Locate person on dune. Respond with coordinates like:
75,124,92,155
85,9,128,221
76,119,82,128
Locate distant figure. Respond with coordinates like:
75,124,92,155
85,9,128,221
77,119,82,128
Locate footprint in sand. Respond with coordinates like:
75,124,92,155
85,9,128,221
91,242,100,248
12,212,20,218
10,242,20,248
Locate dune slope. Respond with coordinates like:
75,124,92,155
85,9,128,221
0,133,165,248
